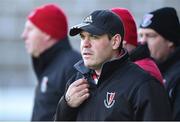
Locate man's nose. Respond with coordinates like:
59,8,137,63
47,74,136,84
21,30,27,41
139,36,147,45
82,38,91,48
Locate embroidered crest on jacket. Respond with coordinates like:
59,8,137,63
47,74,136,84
104,92,115,108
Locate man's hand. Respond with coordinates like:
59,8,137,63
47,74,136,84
65,78,90,108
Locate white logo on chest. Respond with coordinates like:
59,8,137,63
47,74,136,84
41,76,48,93
104,92,116,108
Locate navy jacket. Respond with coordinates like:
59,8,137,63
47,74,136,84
31,37,81,121
160,47,180,120
55,50,172,121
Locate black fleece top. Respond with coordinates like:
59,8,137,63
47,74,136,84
159,47,180,120
31,37,81,121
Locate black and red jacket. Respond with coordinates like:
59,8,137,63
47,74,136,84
55,50,172,121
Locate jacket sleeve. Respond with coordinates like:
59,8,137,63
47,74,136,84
54,74,80,121
54,95,79,121
134,79,172,120
172,81,180,120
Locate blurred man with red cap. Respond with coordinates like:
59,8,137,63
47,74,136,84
111,8,163,83
21,3,81,121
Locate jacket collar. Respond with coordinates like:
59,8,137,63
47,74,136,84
74,49,129,82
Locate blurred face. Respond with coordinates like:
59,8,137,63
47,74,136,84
21,20,50,57
138,28,174,62
80,31,117,71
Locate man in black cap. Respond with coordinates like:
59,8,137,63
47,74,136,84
139,7,180,120
55,9,172,121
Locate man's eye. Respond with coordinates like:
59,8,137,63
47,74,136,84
79,34,85,39
138,34,143,38
148,34,157,38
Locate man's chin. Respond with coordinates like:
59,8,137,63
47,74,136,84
84,62,100,70
84,63,94,69
30,52,40,58
84,63,92,67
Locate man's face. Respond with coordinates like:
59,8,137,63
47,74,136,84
21,20,49,57
80,31,114,70
138,28,173,62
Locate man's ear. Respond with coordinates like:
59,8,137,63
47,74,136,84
44,35,51,42
111,34,121,50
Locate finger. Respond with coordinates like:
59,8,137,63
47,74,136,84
78,88,89,97
67,83,89,98
79,93,90,102
67,88,88,101
74,84,89,93
69,84,89,98
70,78,88,87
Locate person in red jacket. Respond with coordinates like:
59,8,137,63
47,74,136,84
111,8,163,84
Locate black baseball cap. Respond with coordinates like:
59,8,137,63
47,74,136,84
69,10,124,40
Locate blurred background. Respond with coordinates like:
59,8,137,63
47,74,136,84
0,0,179,120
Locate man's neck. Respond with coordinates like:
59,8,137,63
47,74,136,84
95,69,101,76
94,50,123,76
